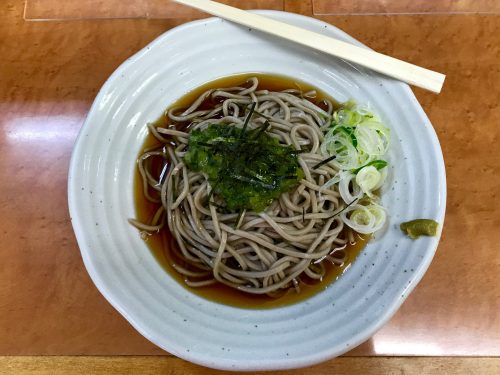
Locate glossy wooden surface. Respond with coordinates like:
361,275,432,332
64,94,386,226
1,356,499,375
25,0,285,20
312,0,500,15
0,0,499,361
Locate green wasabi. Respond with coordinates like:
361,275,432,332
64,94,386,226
400,219,439,239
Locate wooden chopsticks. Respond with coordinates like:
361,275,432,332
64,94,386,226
174,0,445,93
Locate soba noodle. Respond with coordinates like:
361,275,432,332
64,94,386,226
131,77,360,295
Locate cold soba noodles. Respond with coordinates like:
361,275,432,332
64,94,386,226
130,74,390,307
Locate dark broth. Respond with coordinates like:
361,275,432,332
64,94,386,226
134,73,369,309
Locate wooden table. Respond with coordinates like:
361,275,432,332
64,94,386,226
0,0,499,373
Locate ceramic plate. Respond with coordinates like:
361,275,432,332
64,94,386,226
68,11,446,371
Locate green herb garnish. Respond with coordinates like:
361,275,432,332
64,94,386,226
184,123,304,212
334,126,358,148
352,159,387,174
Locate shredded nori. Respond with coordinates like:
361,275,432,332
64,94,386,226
184,122,304,212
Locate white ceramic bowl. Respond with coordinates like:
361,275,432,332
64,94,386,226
68,11,446,371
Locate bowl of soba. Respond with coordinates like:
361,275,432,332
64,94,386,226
68,10,446,371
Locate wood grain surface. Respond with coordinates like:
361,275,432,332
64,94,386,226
0,0,499,365
311,0,500,15
25,0,285,20
1,356,499,375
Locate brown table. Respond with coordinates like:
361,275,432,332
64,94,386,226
1,0,499,373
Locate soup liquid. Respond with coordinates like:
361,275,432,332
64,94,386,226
134,73,369,309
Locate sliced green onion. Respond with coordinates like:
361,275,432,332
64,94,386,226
340,201,386,234
318,101,391,234
335,126,358,148
352,159,387,174
355,166,382,197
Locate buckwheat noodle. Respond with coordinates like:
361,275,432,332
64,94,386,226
130,77,355,295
